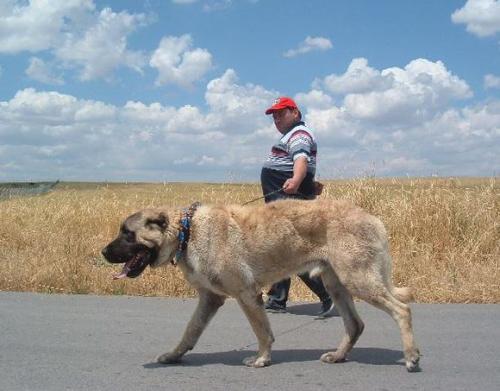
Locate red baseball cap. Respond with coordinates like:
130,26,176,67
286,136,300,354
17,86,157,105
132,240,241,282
265,96,299,115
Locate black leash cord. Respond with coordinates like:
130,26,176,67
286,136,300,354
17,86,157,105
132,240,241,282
241,188,308,206
241,188,283,206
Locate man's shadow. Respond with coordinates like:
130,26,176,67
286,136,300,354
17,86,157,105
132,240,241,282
286,302,338,317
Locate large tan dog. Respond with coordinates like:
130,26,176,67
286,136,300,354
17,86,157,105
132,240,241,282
102,199,420,371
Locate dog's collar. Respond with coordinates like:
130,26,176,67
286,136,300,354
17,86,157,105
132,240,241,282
173,201,201,265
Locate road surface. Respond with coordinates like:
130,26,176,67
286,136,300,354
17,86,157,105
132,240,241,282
1,292,498,390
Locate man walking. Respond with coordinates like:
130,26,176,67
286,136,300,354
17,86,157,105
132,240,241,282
261,96,334,317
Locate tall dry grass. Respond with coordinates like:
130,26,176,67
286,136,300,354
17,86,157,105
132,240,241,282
0,178,498,303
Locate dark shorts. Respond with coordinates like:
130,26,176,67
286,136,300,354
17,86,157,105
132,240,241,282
260,167,316,203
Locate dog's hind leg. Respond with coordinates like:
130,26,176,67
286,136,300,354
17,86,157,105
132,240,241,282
361,289,421,372
236,290,275,368
157,289,225,364
319,267,365,364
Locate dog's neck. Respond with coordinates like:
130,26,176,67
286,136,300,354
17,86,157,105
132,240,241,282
172,202,201,265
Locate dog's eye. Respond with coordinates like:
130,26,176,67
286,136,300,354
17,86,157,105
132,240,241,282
122,228,135,242
146,217,167,231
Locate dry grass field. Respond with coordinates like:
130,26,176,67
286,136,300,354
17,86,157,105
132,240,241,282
0,177,498,303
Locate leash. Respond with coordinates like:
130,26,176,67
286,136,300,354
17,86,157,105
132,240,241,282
242,188,310,206
235,317,317,352
241,188,284,206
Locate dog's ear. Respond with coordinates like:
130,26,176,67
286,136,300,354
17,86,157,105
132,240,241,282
146,213,169,232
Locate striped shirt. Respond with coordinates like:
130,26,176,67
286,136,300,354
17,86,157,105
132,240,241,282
263,121,317,174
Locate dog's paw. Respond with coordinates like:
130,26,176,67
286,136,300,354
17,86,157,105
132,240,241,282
405,349,421,372
157,352,182,365
320,351,346,364
243,355,271,368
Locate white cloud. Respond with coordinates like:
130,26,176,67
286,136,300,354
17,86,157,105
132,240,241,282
173,0,257,10
55,8,147,81
197,155,215,165
0,74,276,181
451,0,500,37
26,57,64,85
122,101,176,125
294,90,334,111
301,59,498,177
0,64,498,182
306,105,359,143
205,69,275,116
284,36,332,58
172,0,198,4
165,105,206,133
1,88,116,125
150,34,213,88
314,58,392,95
204,69,277,136
315,58,472,126
0,0,95,53
0,1,148,81
484,73,500,89
304,98,500,177
203,0,233,12
413,102,500,174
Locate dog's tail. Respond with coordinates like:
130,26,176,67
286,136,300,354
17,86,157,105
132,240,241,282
392,287,414,303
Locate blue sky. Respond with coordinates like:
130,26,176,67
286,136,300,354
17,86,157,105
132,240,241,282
0,0,499,182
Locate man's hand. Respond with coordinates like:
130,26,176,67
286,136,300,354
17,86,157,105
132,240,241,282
283,178,300,194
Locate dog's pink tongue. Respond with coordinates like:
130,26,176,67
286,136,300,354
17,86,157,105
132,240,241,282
112,271,127,280
112,264,131,280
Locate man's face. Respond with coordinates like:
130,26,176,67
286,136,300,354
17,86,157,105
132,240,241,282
272,108,299,133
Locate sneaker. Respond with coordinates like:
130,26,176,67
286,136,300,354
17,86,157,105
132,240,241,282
316,298,335,318
264,300,287,313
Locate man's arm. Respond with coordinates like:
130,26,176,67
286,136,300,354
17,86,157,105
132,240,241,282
283,156,308,194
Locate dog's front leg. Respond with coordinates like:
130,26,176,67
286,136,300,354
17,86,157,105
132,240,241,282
157,289,225,364
237,291,275,368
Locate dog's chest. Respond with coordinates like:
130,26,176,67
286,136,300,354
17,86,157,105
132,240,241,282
178,254,227,296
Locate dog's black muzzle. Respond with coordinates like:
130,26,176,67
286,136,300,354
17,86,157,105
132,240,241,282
101,239,157,279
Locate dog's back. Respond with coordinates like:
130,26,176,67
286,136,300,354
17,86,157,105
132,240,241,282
189,199,392,292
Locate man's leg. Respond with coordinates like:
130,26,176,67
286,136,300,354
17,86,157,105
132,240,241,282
298,273,329,302
265,278,291,312
298,273,335,316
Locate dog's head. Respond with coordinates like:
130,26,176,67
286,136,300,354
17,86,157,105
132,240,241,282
101,209,178,279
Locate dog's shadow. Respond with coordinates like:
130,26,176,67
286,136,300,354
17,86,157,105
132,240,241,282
143,347,406,368
144,304,407,369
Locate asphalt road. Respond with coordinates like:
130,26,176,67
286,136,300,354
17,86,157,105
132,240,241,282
1,292,499,391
